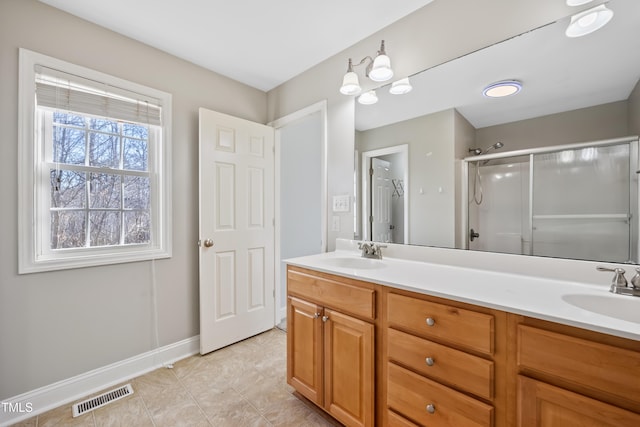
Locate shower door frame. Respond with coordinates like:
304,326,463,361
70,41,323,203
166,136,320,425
461,136,639,262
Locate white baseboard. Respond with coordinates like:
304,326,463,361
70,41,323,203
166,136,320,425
0,335,200,427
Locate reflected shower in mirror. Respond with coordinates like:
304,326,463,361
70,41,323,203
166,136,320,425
354,0,640,263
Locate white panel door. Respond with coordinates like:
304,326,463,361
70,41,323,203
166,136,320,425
199,108,275,354
371,158,392,242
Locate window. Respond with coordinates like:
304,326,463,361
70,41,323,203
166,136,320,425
19,49,172,273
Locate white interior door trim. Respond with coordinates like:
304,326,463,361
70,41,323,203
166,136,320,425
269,100,328,324
361,144,409,243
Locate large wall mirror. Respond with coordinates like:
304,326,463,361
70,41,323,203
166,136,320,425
355,0,640,264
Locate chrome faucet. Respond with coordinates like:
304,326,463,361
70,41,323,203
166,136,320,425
358,241,387,259
596,266,640,297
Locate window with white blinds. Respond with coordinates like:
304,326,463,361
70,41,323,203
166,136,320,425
18,48,173,273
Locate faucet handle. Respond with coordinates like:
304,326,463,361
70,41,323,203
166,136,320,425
631,268,640,289
596,266,628,287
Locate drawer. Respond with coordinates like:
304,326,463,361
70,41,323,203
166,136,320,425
287,268,375,320
388,363,493,427
388,409,420,427
388,328,494,401
517,325,640,404
387,293,494,355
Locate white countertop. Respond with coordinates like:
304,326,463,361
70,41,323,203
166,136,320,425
285,249,640,341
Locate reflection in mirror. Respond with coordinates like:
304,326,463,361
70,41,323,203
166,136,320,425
354,0,640,264
465,137,638,263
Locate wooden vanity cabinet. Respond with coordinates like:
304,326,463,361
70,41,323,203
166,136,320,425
511,315,640,426
287,266,379,427
384,289,508,427
286,264,640,427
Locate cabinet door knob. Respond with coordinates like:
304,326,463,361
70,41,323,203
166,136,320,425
426,404,436,414
322,315,329,322
313,313,320,319
425,317,435,326
425,357,435,366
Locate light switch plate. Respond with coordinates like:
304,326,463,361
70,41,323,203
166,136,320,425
332,195,350,212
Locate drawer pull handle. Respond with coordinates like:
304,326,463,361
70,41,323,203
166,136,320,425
425,357,435,366
426,404,436,414
425,317,435,326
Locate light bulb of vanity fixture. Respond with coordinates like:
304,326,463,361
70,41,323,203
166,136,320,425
566,0,593,6
389,77,413,95
358,90,378,105
565,4,613,38
368,40,394,82
339,59,362,95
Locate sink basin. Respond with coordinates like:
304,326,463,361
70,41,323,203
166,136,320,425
562,293,640,323
320,257,385,270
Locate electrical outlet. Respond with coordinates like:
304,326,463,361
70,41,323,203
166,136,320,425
332,215,340,231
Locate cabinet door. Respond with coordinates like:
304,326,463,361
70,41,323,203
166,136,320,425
324,308,375,427
518,376,640,427
287,297,323,405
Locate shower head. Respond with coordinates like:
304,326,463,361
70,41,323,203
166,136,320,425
484,142,504,153
468,142,504,156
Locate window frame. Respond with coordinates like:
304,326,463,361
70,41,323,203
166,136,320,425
18,49,172,273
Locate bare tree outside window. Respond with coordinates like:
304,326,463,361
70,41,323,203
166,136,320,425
49,111,151,249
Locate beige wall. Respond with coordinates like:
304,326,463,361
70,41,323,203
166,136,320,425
267,0,576,250
476,101,629,150
0,0,266,399
357,110,457,247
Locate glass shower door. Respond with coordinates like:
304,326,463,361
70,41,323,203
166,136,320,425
531,143,634,263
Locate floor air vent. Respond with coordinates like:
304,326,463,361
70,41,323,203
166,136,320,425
72,384,133,417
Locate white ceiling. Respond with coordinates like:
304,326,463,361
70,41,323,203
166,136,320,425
357,0,640,131
38,0,434,91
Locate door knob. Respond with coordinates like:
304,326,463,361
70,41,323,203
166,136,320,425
203,239,214,248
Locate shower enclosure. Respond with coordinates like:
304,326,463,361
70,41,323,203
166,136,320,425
463,137,639,263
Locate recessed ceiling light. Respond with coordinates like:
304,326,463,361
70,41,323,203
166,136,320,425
482,80,522,98
565,4,613,38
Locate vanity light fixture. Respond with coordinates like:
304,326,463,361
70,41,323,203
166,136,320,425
358,90,378,105
389,77,413,95
339,59,362,95
565,4,613,38
482,80,522,98
339,40,393,95
566,0,594,6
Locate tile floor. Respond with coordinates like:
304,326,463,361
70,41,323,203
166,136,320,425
12,328,340,426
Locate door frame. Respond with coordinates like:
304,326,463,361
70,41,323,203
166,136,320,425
361,144,409,243
269,100,328,324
